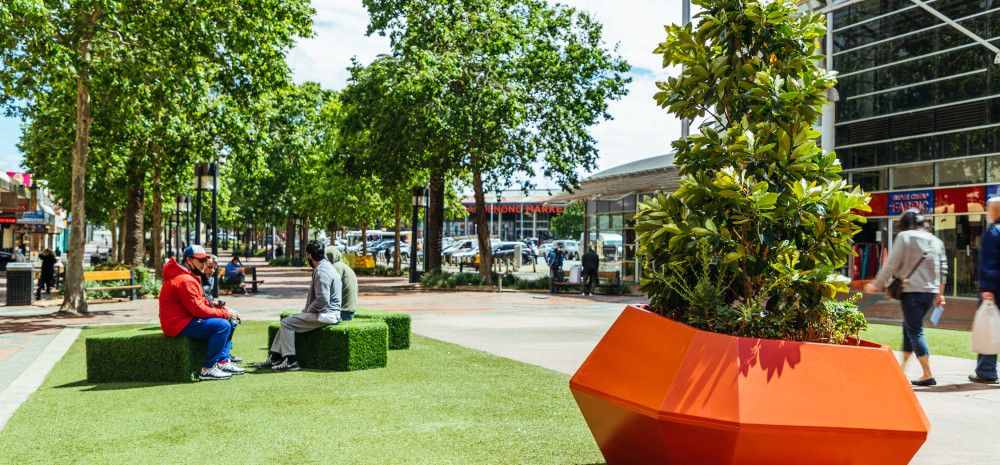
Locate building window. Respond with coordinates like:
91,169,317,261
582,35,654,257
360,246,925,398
937,158,985,186
851,169,888,191
891,163,933,189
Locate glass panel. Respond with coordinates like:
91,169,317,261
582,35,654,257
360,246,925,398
935,214,985,297
851,169,889,191
988,155,1000,182
937,158,985,186
891,163,934,188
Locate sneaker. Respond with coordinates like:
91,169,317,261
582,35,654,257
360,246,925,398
217,362,246,375
271,358,301,371
968,375,999,384
229,355,243,364
198,366,232,381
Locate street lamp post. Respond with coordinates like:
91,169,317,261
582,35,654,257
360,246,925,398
176,195,189,256
409,186,429,283
194,162,218,297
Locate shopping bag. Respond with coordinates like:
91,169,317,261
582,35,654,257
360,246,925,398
971,300,1000,355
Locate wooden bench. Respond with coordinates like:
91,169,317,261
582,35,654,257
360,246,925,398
83,269,141,301
215,266,263,293
553,270,621,294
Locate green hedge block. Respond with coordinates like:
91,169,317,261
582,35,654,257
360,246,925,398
267,319,388,371
280,309,411,350
86,327,207,383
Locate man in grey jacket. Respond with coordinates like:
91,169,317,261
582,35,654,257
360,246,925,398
262,240,343,371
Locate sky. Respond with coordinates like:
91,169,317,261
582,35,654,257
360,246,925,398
0,0,685,184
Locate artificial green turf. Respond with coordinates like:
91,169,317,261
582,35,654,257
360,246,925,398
281,309,412,350
86,326,208,382
266,319,389,371
0,322,603,465
862,323,975,359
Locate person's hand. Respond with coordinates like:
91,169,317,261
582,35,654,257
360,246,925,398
227,309,241,321
935,293,946,306
863,283,879,294
982,291,995,302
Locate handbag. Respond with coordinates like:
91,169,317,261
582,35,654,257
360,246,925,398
885,256,924,300
972,300,1000,355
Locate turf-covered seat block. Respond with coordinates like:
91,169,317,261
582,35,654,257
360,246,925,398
267,318,388,371
280,309,411,350
86,327,207,383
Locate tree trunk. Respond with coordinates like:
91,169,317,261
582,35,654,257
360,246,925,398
299,214,309,259
108,208,119,263
151,163,164,278
117,209,127,261
472,168,493,284
123,168,146,267
284,217,295,258
60,73,93,314
426,171,445,273
393,199,402,273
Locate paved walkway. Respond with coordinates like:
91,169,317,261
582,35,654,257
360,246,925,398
0,258,996,463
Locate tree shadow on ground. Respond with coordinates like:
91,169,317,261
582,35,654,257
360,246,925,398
54,379,187,391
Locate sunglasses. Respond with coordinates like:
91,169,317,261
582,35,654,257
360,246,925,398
196,257,210,264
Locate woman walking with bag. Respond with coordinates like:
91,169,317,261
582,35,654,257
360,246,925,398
970,198,1000,384
864,209,947,386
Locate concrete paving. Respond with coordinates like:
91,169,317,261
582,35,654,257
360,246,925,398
0,256,996,463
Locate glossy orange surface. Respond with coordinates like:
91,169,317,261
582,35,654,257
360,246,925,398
570,305,930,465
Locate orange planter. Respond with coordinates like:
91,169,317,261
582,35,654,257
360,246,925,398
570,305,929,465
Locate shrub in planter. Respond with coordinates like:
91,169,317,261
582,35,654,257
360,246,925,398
280,310,411,350
266,319,388,371
571,2,927,464
86,326,206,382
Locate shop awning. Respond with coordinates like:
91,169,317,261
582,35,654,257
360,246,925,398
547,153,678,203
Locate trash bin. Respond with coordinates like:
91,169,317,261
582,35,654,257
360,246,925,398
90,253,105,267
6,262,34,306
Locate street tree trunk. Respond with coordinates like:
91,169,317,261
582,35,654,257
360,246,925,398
426,171,445,273
299,214,309,259
117,210,127,261
123,167,146,267
108,208,119,263
393,199,402,273
151,162,164,278
472,168,493,284
60,70,94,314
284,217,294,258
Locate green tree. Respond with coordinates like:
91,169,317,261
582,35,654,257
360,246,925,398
634,0,870,342
362,0,629,283
549,202,583,240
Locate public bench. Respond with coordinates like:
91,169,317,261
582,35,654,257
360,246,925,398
553,269,621,294
83,269,142,301
280,310,411,350
268,318,389,371
86,327,207,382
215,266,263,293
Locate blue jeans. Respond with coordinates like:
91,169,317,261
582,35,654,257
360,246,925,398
900,292,936,357
179,317,235,369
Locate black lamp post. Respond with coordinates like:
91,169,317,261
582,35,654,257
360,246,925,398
195,162,220,297
175,195,189,255
409,186,429,283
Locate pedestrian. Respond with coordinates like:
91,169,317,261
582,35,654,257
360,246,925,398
35,248,57,299
201,255,219,299
547,243,565,294
582,247,600,296
158,245,244,381
971,197,1000,384
224,256,247,294
259,240,344,371
14,243,25,262
864,209,947,386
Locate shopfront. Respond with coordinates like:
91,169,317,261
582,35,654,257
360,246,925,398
447,190,566,241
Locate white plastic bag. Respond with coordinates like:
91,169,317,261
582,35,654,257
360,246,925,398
971,300,1000,355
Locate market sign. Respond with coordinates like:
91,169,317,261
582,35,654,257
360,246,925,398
934,186,985,214
854,192,887,217
889,190,934,215
464,204,564,214
0,217,16,224
17,210,48,224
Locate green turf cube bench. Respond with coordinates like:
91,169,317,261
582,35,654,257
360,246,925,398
267,319,388,371
86,327,207,383
280,309,411,350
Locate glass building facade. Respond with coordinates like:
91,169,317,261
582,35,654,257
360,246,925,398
830,0,1000,296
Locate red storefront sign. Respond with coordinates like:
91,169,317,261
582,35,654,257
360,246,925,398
0,217,17,224
855,193,888,217
464,204,564,214
934,186,985,214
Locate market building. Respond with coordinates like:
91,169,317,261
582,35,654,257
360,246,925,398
549,154,678,283
447,189,567,241
818,0,1000,298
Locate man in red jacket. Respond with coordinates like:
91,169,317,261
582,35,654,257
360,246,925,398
160,245,245,380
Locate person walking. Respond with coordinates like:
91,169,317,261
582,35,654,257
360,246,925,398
864,209,947,386
35,248,57,299
547,243,565,294
971,197,1000,384
159,245,244,381
582,247,600,296
260,240,343,371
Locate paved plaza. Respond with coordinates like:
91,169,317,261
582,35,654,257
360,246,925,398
0,256,997,464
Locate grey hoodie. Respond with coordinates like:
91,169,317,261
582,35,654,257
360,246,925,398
871,229,947,294
327,247,358,312
304,258,343,317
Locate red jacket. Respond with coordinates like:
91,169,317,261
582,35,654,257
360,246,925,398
159,259,231,337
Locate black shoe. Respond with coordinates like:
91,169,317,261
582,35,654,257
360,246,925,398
968,375,999,384
271,358,300,371
911,378,936,387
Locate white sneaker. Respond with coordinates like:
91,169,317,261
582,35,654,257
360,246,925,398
217,361,246,375
198,365,232,381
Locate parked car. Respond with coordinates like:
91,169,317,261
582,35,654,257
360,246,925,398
539,239,580,260
491,242,534,265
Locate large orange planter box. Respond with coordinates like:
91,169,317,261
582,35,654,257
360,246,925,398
570,305,929,465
